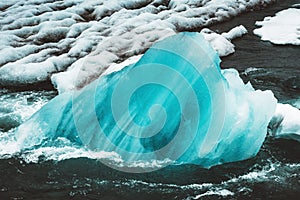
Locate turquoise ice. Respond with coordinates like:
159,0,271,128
15,32,277,169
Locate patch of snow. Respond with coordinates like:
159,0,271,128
254,8,300,45
201,25,247,57
221,25,248,40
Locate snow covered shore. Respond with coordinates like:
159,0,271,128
0,0,274,92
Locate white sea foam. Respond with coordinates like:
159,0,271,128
20,145,123,164
254,8,300,45
0,0,274,91
292,98,300,109
0,131,173,169
0,127,298,199
191,189,234,199
0,90,54,132
242,67,265,75
0,129,20,157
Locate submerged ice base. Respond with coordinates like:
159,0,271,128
16,32,277,169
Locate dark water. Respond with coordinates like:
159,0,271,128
209,0,300,102
0,138,299,199
1,1,300,199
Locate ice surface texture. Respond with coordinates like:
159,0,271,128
16,32,277,171
0,0,274,91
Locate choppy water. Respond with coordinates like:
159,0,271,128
0,0,300,199
0,137,299,199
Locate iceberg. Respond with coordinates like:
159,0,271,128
15,32,277,171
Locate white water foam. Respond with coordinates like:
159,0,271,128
190,189,234,199
0,90,55,133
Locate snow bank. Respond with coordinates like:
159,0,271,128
254,8,300,45
268,103,300,142
52,25,247,93
0,0,274,91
